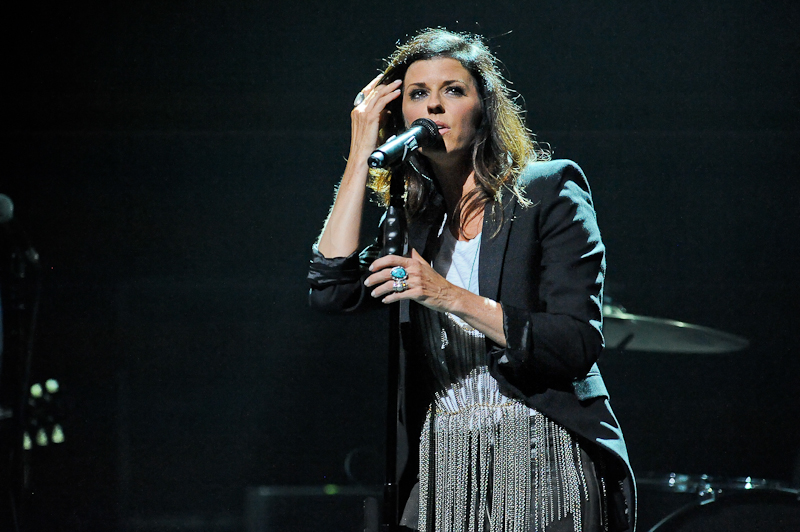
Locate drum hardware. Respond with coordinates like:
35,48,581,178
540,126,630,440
668,473,715,502
646,488,800,531
602,299,758,528
602,304,749,354
639,472,790,496
638,473,799,531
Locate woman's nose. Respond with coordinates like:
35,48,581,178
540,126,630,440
427,95,444,114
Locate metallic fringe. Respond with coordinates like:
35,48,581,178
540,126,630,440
532,415,586,532
418,374,587,532
412,307,587,532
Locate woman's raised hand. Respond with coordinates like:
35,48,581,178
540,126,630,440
349,74,402,160
315,74,402,259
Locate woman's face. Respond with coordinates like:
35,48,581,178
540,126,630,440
401,57,483,164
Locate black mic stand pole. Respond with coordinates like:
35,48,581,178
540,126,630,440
364,121,439,532
379,165,407,532
0,241,40,532
0,195,42,532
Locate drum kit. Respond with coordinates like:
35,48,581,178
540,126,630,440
601,304,800,531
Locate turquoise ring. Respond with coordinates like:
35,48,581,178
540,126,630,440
390,266,408,281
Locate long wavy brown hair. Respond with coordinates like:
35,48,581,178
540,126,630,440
368,28,549,235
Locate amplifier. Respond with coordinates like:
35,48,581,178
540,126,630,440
244,485,380,532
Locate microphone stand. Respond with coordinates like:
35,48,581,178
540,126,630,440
379,165,406,532
0,234,41,532
365,120,438,532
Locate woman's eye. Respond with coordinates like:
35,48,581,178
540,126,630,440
446,86,465,95
409,89,427,100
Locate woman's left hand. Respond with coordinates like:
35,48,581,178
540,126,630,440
367,249,507,346
365,249,460,312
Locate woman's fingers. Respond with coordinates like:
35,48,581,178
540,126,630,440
364,255,409,288
368,254,409,273
350,78,402,155
360,72,385,96
364,250,450,306
410,248,426,263
355,78,401,112
364,254,415,298
370,279,404,299
375,84,402,109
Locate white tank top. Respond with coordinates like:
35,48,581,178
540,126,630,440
432,226,482,295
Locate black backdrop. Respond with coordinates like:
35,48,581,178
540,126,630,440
2,1,798,530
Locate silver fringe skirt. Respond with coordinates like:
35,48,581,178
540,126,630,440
412,308,589,532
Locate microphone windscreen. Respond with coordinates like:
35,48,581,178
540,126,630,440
410,118,441,146
0,194,13,224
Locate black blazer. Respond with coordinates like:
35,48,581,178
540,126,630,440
309,159,636,531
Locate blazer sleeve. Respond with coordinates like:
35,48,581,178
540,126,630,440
307,242,382,313
492,161,606,385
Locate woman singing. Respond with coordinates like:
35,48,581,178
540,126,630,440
307,29,635,532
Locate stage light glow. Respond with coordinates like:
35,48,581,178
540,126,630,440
52,424,65,444
30,383,43,398
45,379,60,393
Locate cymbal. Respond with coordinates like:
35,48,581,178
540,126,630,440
602,304,749,354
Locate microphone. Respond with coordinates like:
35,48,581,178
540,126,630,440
0,194,40,266
368,118,441,169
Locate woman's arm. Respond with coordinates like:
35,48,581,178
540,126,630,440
308,75,401,313
315,75,401,258
495,162,606,383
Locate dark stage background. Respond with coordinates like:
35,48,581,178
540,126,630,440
1,1,798,530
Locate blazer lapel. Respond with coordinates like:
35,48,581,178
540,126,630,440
401,213,443,323
407,218,431,258
479,191,517,301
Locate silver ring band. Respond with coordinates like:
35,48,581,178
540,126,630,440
392,279,408,293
